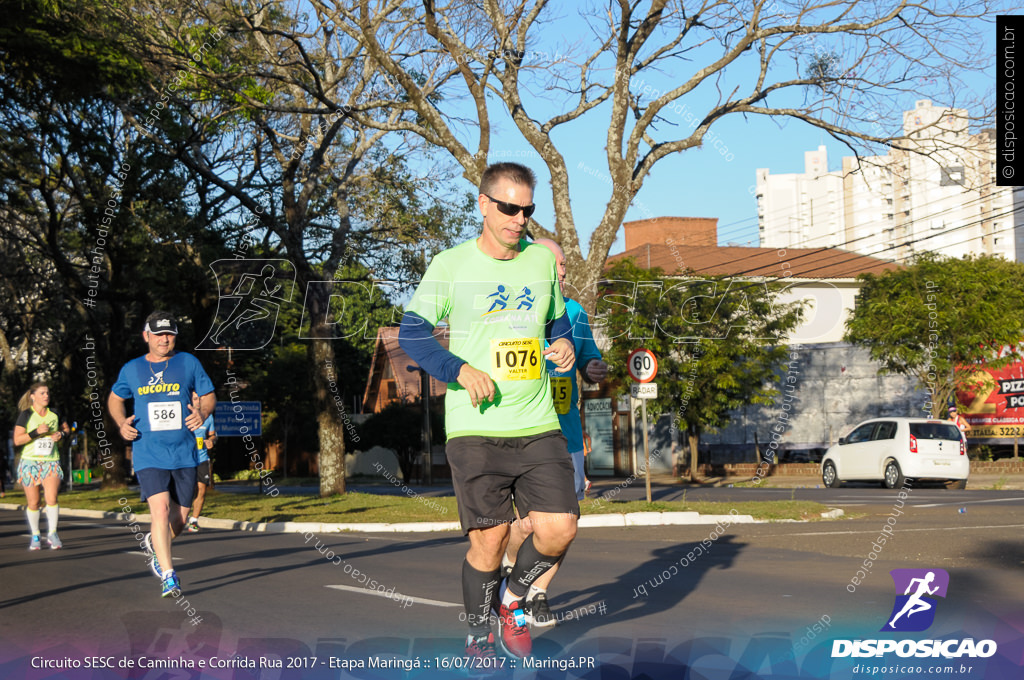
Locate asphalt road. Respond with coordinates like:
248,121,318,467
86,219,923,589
2,486,1023,680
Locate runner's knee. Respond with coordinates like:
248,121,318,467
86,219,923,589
531,514,577,551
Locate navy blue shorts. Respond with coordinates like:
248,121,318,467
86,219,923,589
137,467,197,507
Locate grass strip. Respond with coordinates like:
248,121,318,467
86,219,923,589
3,488,833,524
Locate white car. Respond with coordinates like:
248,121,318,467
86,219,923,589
821,417,969,489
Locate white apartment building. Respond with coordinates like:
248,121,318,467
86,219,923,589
757,100,1024,262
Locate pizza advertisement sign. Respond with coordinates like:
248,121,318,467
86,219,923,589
956,360,1024,438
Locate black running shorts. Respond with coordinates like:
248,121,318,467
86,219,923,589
196,460,212,486
446,430,580,534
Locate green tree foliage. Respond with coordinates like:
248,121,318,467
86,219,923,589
1,1,473,494
0,0,149,102
317,262,408,396
233,260,403,477
0,1,230,487
109,0,475,496
844,253,1024,418
598,259,804,476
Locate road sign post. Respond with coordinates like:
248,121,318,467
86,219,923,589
628,350,658,503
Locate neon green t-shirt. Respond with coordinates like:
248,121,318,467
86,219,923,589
406,239,566,439
16,408,61,462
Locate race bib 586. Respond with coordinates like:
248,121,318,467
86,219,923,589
148,401,183,432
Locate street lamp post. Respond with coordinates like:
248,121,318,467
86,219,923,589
407,365,432,485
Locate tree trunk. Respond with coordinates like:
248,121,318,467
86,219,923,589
313,337,346,496
688,429,701,479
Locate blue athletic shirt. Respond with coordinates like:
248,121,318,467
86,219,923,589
195,414,216,464
546,298,603,453
112,352,215,471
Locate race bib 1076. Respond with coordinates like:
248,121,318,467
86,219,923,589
490,338,542,381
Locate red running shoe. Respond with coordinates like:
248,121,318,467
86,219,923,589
498,601,532,658
465,633,498,674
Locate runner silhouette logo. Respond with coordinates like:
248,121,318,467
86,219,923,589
882,568,949,632
198,259,297,350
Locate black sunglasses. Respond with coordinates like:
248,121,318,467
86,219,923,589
484,194,535,219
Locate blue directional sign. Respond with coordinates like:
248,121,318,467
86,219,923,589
214,401,262,437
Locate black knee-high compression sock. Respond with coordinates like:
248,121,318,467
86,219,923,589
462,559,500,636
507,534,560,599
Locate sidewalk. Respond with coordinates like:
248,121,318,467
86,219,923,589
653,471,1024,491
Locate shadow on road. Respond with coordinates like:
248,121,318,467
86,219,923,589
181,531,466,595
550,534,746,635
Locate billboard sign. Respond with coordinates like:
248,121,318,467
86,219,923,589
956,361,1024,438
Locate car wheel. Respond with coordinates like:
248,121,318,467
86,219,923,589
884,460,905,489
822,461,840,488
948,479,967,490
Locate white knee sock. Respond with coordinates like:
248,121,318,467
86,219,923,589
27,509,41,535
45,505,59,534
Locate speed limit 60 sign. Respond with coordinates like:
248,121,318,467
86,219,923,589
628,348,658,383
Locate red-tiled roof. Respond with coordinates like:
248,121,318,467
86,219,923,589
607,244,898,279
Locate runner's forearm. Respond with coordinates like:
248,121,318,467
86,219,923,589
398,311,466,383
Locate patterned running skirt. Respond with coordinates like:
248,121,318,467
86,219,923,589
18,460,64,486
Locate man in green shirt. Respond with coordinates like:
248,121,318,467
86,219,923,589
399,162,577,664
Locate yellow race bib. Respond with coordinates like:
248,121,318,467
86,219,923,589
490,338,542,381
551,376,572,415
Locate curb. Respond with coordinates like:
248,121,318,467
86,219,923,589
0,503,786,532
0,504,844,533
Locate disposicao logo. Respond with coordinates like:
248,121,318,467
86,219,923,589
831,568,997,659
882,568,948,632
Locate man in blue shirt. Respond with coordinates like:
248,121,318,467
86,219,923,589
108,311,216,597
502,238,608,627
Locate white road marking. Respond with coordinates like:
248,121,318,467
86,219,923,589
325,584,461,607
791,524,1024,537
821,496,1023,507
68,521,122,530
124,551,182,561
913,497,1024,508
